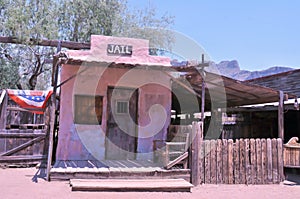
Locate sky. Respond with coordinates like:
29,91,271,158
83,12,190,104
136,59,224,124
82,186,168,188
127,0,300,71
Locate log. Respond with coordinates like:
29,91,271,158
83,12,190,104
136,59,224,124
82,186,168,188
228,139,234,184
245,139,251,185
261,139,267,184
250,139,257,184
0,36,90,50
239,139,246,184
267,139,273,183
272,139,278,183
210,140,217,184
216,139,223,184
256,139,262,184
204,140,211,184
277,138,284,181
233,139,240,184
222,139,228,184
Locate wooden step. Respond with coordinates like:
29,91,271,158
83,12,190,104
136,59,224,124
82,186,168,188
70,178,193,192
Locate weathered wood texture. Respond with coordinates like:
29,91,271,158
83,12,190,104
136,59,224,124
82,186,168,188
198,138,284,184
70,178,193,192
283,137,300,168
0,91,50,166
190,122,202,186
245,69,300,97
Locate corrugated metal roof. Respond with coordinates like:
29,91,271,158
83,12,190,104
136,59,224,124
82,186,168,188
171,66,296,108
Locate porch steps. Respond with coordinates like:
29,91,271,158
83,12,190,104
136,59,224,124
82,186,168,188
50,167,190,181
70,178,193,192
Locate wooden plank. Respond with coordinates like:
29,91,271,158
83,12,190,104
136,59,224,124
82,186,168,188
222,139,228,184
272,139,278,183
70,179,193,192
204,140,211,184
295,146,300,167
261,139,267,184
278,91,284,139
277,138,284,182
0,132,46,138
190,122,200,185
228,139,234,184
233,139,240,184
166,152,188,169
210,140,217,184
198,130,204,184
283,147,290,166
0,136,45,156
0,155,46,162
216,139,223,184
245,139,251,185
239,139,246,184
250,139,257,184
266,139,273,183
256,139,262,184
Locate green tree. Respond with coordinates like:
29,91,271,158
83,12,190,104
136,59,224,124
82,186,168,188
0,0,174,89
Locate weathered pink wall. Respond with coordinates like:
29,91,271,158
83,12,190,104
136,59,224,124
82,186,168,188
56,35,172,161
56,65,171,161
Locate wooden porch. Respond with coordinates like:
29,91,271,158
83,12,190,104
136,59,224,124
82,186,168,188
50,160,190,181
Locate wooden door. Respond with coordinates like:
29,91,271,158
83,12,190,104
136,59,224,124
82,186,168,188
106,87,138,160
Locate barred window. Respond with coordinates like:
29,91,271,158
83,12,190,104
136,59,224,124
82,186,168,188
116,101,128,114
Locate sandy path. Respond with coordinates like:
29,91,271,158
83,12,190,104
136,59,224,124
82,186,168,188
0,167,300,199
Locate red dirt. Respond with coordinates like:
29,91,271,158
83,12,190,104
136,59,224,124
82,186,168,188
0,167,300,199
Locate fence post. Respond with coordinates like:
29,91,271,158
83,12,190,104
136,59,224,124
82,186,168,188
0,90,8,130
190,121,202,186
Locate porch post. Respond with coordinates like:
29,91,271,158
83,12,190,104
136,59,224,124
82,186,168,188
0,90,8,130
278,91,284,140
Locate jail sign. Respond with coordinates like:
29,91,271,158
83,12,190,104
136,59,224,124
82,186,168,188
107,44,133,56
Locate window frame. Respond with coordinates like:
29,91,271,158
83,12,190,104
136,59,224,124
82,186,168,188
74,94,103,125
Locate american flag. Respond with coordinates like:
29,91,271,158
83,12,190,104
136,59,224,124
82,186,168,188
7,89,53,114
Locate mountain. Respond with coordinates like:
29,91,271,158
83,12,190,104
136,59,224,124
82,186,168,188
210,60,295,81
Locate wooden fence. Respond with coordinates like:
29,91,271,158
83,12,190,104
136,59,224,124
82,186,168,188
196,138,284,184
0,90,50,166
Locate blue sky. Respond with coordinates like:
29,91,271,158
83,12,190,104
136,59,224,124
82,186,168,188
127,0,300,71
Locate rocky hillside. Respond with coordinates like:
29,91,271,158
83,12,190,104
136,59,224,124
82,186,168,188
209,60,295,81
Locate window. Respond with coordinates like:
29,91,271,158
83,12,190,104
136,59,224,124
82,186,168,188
116,101,128,114
74,95,103,124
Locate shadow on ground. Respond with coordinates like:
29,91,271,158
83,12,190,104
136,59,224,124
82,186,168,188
284,168,300,185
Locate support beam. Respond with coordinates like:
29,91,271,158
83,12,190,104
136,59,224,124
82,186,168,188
0,36,90,50
0,90,8,130
278,91,284,140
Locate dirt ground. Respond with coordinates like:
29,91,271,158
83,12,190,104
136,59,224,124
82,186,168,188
1,167,300,199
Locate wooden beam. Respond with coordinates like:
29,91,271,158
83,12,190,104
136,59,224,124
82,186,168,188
0,90,8,130
165,152,188,169
278,91,284,140
190,122,202,186
0,132,46,138
0,155,46,162
0,36,90,50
